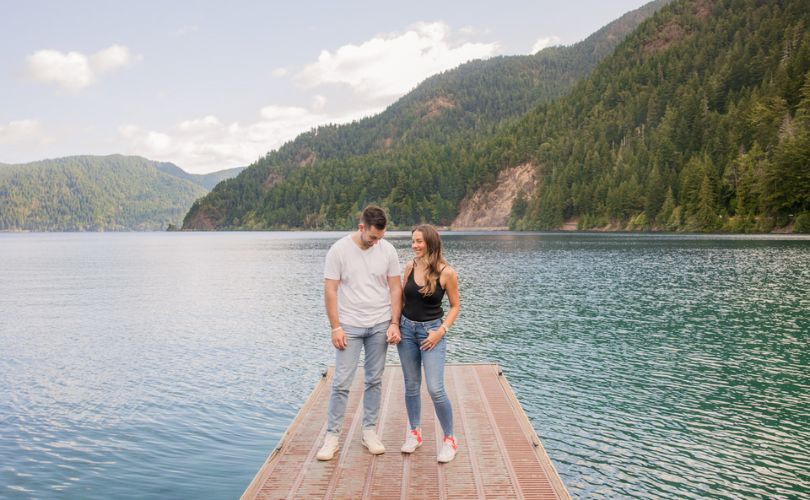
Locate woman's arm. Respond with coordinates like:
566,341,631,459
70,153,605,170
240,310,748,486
441,266,460,333
422,266,460,351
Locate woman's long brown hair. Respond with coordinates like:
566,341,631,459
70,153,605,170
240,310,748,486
412,224,447,297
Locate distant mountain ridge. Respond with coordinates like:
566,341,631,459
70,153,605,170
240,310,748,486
154,163,246,191
183,0,669,230
0,155,243,231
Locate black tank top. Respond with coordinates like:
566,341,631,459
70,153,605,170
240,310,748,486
402,263,445,321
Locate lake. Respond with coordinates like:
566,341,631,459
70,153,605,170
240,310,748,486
1,232,808,498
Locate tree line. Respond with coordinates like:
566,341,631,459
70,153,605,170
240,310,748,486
503,0,810,232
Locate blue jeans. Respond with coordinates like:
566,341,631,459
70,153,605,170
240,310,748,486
326,320,389,434
397,316,453,436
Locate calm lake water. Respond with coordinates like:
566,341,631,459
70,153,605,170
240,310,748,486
1,232,808,499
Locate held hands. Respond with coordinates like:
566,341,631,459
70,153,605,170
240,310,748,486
420,327,445,351
386,323,401,345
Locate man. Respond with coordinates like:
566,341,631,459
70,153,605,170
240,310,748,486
317,205,402,460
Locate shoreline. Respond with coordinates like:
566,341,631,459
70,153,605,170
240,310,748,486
3,227,809,237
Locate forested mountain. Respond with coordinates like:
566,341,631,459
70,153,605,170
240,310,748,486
0,155,239,231
155,163,246,190
501,0,810,232
183,0,669,230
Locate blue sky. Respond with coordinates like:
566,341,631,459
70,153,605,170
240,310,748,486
1,0,651,173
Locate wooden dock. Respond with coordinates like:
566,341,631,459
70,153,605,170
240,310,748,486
243,363,569,499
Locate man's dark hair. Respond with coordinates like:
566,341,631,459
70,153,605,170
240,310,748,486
361,205,387,230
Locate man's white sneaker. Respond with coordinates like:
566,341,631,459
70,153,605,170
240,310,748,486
316,433,339,461
437,436,458,463
361,429,385,455
400,428,423,453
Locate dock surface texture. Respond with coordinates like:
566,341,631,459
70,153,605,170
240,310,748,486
243,363,569,499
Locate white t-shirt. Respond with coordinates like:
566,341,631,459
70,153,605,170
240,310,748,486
324,234,401,328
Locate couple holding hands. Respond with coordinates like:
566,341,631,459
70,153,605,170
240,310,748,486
317,205,460,464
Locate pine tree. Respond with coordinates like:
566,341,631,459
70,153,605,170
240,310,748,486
695,174,719,231
656,186,676,230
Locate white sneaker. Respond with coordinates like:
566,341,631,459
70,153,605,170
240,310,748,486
400,428,423,453
437,436,458,463
316,433,339,461
361,429,385,455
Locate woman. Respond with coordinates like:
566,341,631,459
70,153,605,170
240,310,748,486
397,224,460,463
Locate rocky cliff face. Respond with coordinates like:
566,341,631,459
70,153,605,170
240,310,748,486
451,163,538,229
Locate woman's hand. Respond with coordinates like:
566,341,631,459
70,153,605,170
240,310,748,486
420,327,445,351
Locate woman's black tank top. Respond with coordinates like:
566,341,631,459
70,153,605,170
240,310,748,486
402,262,445,321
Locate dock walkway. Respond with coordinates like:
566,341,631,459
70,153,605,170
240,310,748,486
243,363,569,499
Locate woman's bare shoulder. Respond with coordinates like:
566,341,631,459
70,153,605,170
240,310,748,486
440,263,458,282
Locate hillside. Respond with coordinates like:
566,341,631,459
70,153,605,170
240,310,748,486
183,0,669,230
0,155,211,231
498,0,810,232
155,163,246,190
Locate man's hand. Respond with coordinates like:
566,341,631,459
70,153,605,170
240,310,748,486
332,327,347,350
386,323,401,344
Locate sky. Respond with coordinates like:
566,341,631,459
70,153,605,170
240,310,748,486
0,1,651,173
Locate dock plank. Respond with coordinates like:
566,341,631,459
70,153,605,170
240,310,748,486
243,363,569,499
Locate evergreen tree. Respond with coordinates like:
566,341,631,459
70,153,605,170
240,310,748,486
656,186,676,230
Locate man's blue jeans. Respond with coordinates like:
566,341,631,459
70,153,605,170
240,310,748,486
396,316,454,436
326,320,389,434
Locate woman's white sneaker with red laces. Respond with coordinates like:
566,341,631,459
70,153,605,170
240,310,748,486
400,428,422,453
437,436,458,463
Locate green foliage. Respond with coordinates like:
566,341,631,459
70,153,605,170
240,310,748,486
508,190,529,229
794,212,810,233
182,2,667,230
627,212,650,231
506,0,810,233
0,155,209,231
155,163,246,190
656,187,676,230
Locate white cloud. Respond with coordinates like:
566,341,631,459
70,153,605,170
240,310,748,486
25,50,92,91
296,21,498,99
178,115,221,132
25,44,135,91
531,35,561,53
259,105,312,121
116,21,501,173
119,124,139,139
311,95,327,110
90,44,134,73
0,119,47,144
144,131,172,153
118,103,382,174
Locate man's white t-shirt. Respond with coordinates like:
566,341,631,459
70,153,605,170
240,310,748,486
324,234,401,328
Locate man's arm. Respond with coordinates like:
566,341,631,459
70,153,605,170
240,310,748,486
386,275,402,344
324,278,346,349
